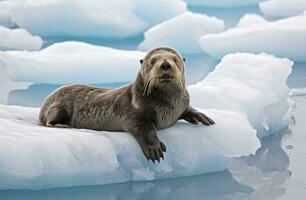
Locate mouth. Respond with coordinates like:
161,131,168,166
159,74,174,82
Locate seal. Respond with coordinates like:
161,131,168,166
39,47,215,163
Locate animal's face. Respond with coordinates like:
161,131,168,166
140,47,186,95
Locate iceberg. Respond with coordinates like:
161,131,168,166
260,0,306,17
0,25,42,51
0,41,145,84
9,0,187,39
0,52,292,190
0,1,15,27
199,13,306,62
138,12,225,54
188,53,293,137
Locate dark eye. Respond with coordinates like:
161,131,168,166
173,58,179,64
150,58,156,65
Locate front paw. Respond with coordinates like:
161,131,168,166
196,112,215,126
184,111,215,126
139,138,166,163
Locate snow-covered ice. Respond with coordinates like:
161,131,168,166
138,12,224,54
0,106,259,190
0,41,145,84
260,0,306,17
9,0,187,39
183,0,262,8
0,25,42,51
199,12,306,61
188,53,293,137
0,52,293,190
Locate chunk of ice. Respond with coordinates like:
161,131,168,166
200,13,306,62
0,41,145,84
9,0,187,39
260,0,306,17
0,25,42,51
138,12,224,54
188,53,293,137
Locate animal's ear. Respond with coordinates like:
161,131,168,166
183,58,185,62
140,59,143,64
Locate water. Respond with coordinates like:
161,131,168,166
1,5,306,200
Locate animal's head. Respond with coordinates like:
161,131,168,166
139,47,186,95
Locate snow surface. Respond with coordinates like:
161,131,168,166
0,107,259,190
0,41,145,84
9,0,187,39
188,53,293,138
0,52,293,190
183,0,262,8
138,12,224,54
0,25,42,51
199,13,306,62
260,0,306,17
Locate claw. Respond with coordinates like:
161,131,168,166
156,151,160,163
158,147,163,158
198,113,210,126
161,142,166,152
201,113,215,125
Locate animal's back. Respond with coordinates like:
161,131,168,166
39,85,110,126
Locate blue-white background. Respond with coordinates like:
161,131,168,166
0,0,306,199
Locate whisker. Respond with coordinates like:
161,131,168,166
143,72,155,96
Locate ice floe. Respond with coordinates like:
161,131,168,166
0,25,42,51
0,41,145,84
199,13,306,61
138,12,225,54
0,1,15,27
260,0,306,17
0,52,293,190
9,0,187,39
188,53,293,137
0,106,259,190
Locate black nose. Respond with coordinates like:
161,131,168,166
160,61,171,71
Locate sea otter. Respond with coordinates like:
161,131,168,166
39,47,215,163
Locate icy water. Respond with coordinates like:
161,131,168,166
1,5,306,200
